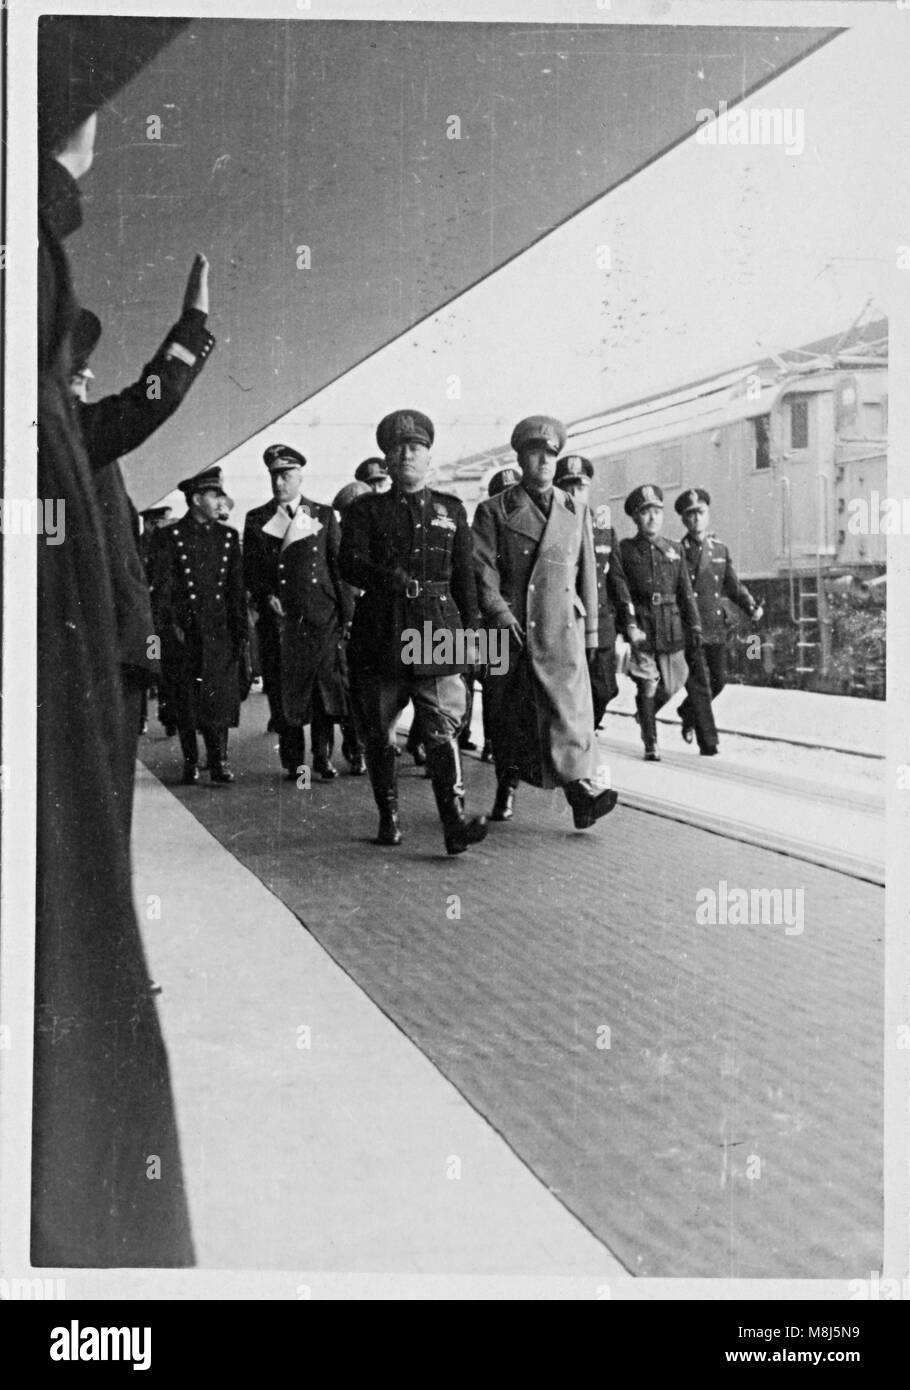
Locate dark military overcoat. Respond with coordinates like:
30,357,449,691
152,512,246,728
244,496,352,723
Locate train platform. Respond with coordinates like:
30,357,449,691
133,681,883,1281
606,681,884,759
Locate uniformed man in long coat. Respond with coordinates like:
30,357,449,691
554,455,640,729
476,466,521,761
329,479,370,776
339,409,488,855
243,445,353,779
675,487,763,749
152,466,246,783
471,417,619,829
618,484,710,760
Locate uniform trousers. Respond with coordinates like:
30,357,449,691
355,670,466,750
588,647,619,728
678,640,727,732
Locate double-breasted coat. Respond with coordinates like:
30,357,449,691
243,496,352,723
680,532,758,643
472,484,598,787
340,485,480,679
151,512,246,729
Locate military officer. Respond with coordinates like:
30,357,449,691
472,417,618,829
243,444,353,781
339,409,488,855
675,487,763,748
554,455,640,728
329,479,371,775
354,456,391,493
151,466,246,783
619,484,711,761
477,466,522,760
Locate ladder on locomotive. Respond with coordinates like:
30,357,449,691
795,577,820,680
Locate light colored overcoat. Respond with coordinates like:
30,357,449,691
472,484,598,787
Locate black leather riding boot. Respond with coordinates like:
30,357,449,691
636,689,660,761
426,738,488,855
366,740,402,845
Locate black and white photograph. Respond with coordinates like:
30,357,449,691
2,0,909,1324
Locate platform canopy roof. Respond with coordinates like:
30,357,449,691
55,16,849,512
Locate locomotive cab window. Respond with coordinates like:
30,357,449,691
789,396,810,450
753,414,771,470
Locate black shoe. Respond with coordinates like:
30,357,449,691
314,760,338,780
699,746,719,757
644,748,661,762
139,717,149,736
375,811,403,846
681,723,695,745
410,743,427,767
267,717,278,733
480,740,493,763
490,783,517,821
182,762,199,785
459,736,478,751
565,780,619,830
210,764,235,784
443,814,488,855
348,753,367,776
164,724,177,738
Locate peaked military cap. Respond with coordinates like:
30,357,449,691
510,415,566,456
624,483,664,517
555,454,593,486
178,465,227,499
141,505,172,520
674,487,711,515
333,480,370,512
488,466,521,497
376,410,435,453
71,308,102,373
263,443,306,473
354,457,388,484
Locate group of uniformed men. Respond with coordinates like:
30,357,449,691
149,409,761,856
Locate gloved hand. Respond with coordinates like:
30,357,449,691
182,253,210,316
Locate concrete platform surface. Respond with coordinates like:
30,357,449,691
132,765,624,1276
137,696,883,1279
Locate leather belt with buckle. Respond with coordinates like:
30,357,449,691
651,593,676,606
404,579,448,599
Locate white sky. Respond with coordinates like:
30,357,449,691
160,24,906,517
